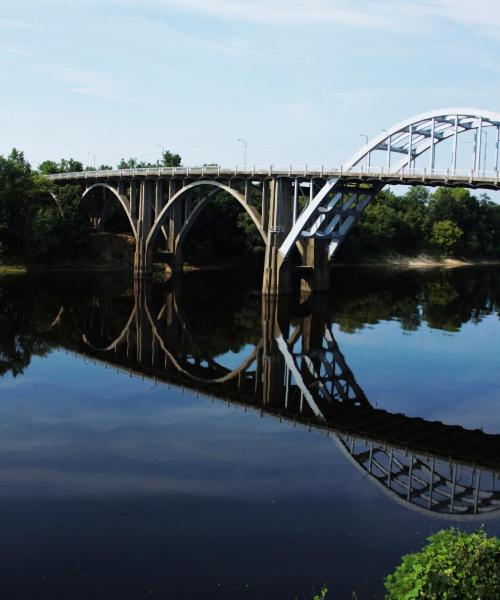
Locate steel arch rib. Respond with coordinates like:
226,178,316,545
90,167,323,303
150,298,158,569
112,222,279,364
279,108,500,261
344,107,500,170
82,183,137,239
146,180,268,253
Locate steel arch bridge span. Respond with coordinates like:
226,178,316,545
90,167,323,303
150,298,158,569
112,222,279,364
279,107,500,262
146,180,268,256
82,183,138,239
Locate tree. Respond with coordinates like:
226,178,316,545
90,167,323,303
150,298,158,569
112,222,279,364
117,158,138,169
38,158,83,174
431,219,463,257
117,151,182,169
385,529,500,599
85,164,113,171
0,149,34,256
161,150,182,167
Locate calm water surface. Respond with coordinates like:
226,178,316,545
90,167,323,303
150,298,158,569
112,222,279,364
1,267,500,599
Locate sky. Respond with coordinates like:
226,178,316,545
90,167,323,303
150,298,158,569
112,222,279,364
2,0,500,170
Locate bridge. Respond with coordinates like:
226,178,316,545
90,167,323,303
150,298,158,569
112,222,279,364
45,281,500,520
48,108,500,293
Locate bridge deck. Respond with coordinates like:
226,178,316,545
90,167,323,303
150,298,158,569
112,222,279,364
48,166,500,189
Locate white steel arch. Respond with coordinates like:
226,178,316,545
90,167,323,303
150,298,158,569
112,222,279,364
279,108,500,262
345,107,500,172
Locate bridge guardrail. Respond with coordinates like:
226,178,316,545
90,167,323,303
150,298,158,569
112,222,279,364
45,166,500,183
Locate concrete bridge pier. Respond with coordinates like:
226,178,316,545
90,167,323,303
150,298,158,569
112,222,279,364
165,179,185,274
300,238,330,294
134,180,153,277
262,178,294,295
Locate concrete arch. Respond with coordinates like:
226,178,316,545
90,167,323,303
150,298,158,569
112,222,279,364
47,192,64,215
82,183,137,239
146,180,268,254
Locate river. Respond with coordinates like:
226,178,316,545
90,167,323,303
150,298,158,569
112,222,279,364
0,266,499,599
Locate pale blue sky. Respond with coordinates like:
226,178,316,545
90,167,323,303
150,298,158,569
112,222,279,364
2,0,500,169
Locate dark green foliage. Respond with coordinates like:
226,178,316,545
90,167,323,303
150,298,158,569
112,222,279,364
85,164,113,171
183,192,265,266
161,150,182,167
339,185,500,260
38,158,84,174
28,185,90,262
117,150,182,169
0,149,34,257
0,150,90,264
385,529,500,599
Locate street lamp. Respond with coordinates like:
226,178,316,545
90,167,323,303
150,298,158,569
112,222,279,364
88,152,96,170
360,134,370,167
483,130,488,174
237,138,248,171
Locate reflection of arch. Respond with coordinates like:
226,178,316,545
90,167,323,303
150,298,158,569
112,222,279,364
336,434,500,520
145,298,264,385
82,183,137,238
279,108,500,261
146,180,268,253
81,303,137,352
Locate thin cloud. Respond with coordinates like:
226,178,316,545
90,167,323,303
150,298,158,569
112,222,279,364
0,18,43,30
127,0,393,29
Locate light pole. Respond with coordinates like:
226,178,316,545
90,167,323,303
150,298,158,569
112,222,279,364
156,144,165,166
360,134,369,167
237,138,248,171
88,152,96,170
483,130,488,174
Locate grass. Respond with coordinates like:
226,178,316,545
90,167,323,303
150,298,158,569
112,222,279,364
0,264,27,275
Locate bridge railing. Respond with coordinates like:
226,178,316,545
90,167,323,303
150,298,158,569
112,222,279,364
45,165,500,183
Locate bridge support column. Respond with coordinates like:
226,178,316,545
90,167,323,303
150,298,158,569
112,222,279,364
262,178,294,295
130,180,139,229
167,179,184,274
300,239,330,294
134,180,153,277
261,294,288,408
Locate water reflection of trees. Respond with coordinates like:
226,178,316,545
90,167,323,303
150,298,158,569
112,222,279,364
0,267,500,377
0,276,56,376
330,267,500,334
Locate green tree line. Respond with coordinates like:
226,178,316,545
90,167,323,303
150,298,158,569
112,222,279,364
339,186,500,259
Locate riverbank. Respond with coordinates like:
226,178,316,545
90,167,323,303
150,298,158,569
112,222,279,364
0,265,27,275
336,254,500,270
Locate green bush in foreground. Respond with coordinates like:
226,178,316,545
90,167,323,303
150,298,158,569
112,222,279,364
385,529,500,599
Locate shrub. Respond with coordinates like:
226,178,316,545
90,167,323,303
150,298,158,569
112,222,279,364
385,528,500,599
430,220,463,257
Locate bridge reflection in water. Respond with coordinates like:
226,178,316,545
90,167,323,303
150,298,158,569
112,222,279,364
52,280,500,521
